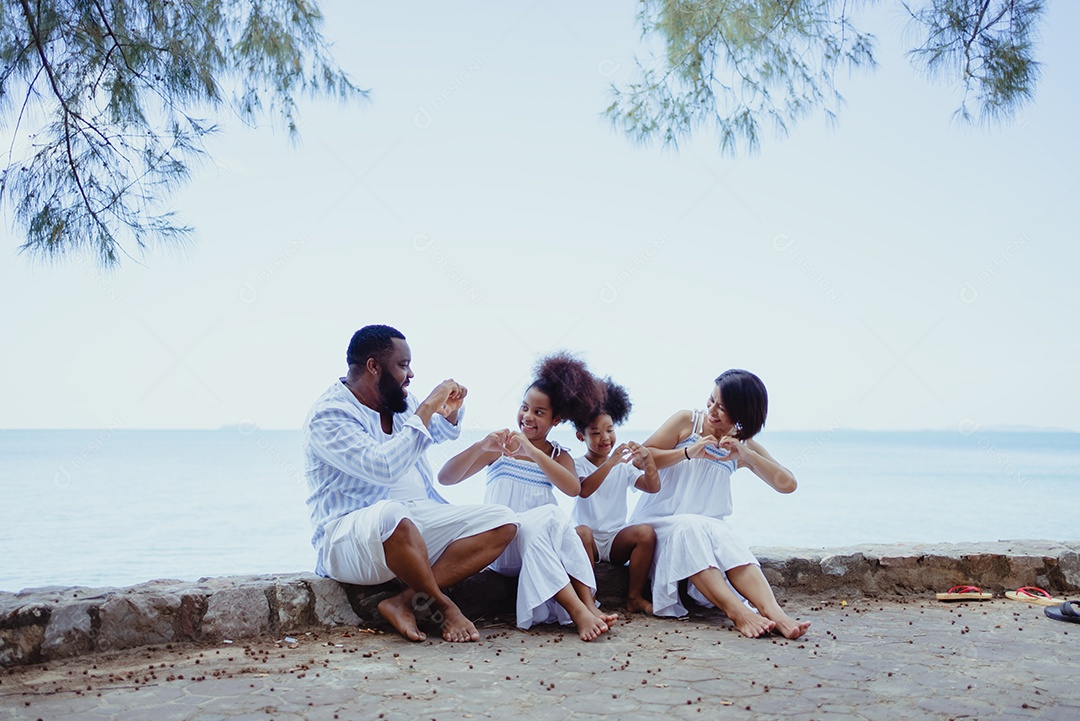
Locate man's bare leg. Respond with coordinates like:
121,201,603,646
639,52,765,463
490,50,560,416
413,523,517,642
381,520,513,643
688,566,775,638
429,524,517,587
726,564,811,640
378,519,444,641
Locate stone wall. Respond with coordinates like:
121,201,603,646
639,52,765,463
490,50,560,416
2,540,1076,668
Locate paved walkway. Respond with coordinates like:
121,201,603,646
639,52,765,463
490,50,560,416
2,596,1076,720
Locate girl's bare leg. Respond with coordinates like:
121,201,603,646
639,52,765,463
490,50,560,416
610,524,656,614
571,576,618,627
576,525,597,565
726,564,810,640
688,567,774,638
554,582,610,641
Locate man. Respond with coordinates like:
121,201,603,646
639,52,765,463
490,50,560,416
303,325,517,642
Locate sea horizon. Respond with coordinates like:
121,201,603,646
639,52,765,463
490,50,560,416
2,428,1077,593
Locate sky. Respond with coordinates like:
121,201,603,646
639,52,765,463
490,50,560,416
1,1,1077,434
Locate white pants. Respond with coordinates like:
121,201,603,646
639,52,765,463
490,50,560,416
589,529,619,564
321,499,518,586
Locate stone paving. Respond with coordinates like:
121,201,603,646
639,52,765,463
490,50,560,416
2,595,1077,720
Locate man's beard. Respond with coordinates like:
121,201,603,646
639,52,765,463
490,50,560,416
378,371,408,414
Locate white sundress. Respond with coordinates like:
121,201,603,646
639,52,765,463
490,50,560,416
484,443,597,629
629,411,759,617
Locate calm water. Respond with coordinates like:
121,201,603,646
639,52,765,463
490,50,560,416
1,428,1077,593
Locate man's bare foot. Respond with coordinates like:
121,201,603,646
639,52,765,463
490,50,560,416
571,605,610,641
627,596,653,615
377,595,425,642
728,608,775,638
439,602,480,643
773,617,811,640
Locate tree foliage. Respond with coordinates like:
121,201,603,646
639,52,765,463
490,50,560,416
0,0,364,267
905,0,1042,124
607,0,1044,153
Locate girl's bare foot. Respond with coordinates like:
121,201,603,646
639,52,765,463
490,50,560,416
589,604,619,628
728,608,775,638
438,602,480,643
627,596,654,615
774,618,811,640
571,605,610,641
377,595,425,642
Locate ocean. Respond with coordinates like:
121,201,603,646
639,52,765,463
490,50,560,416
1,427,1077,593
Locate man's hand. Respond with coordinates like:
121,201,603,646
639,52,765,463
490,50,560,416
416,379,466,427
437,381,467,419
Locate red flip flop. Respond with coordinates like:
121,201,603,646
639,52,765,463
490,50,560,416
1005,586,1067,607
936,585,993,602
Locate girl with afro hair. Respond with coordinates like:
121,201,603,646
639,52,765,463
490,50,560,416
439,352,619,641
572,378,660,614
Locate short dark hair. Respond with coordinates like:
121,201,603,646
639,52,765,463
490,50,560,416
531,351,603,430
574,377,632,432
346,325,405,368
714,369,768,440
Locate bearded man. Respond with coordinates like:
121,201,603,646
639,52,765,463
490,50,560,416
303,325,517,642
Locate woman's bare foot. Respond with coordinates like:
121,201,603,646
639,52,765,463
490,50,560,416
728,608,775,638
773,617,811,640
438,602,480,643
571,605,610,641
627,596,654,615
377,594,425,642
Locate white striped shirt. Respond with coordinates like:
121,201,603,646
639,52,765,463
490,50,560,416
302,379,461,575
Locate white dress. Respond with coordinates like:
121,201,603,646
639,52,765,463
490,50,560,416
629,411,758,617
484,444,597,629
571,456,641,535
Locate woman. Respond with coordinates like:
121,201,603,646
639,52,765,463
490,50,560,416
630,369,810,639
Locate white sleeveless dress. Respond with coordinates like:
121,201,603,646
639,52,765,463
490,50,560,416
485,443,597,629
629,411,758,617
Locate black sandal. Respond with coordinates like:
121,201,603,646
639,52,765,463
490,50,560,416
1044,600,1080,624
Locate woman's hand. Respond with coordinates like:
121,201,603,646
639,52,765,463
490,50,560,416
716,435,750,463
686,434,719,460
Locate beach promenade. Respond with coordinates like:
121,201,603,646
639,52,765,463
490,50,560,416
2,596,1077,720
2,541,1077,719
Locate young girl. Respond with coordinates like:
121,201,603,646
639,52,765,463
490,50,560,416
438,353,619,641
572,378,660,614
630,369,811,640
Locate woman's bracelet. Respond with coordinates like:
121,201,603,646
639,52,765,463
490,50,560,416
683,447,690,461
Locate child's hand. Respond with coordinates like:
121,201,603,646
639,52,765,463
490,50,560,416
625,441,653,470
480,429,512,453
503,431,536,460
607,443,632,466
